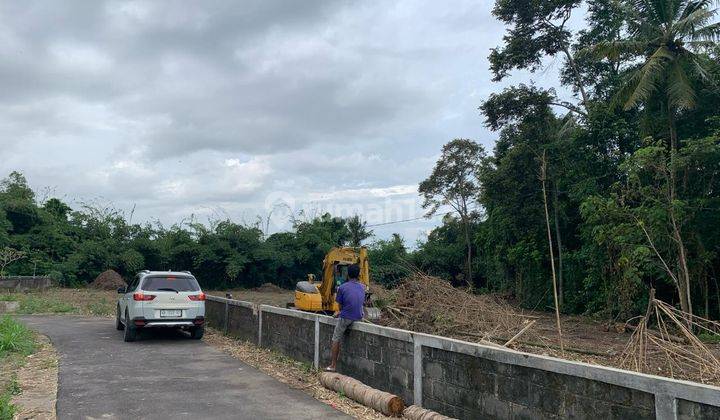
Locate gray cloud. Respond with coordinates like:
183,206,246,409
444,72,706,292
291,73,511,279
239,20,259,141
0,0,566,244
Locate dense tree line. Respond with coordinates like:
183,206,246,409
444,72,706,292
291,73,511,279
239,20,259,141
416,0,720,320
1,0,719,322
0,173,379,290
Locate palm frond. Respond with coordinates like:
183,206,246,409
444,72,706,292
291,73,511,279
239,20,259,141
634,0,668,27
674,8,717,37
667,59,697,110
659,0,681,25
591,40,648,60
624,46,674,109
689,54,718,87
686,39,718,49
679,0,716,20
610,69,643,110
691,21,720,41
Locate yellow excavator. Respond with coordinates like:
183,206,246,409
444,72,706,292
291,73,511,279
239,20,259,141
292,246,371,313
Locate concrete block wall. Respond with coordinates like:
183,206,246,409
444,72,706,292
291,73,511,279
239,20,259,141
262,311,315,364
206,296,720,420
422,347,654,419
319,321,415,404
0,276,53,291
678,398,720,419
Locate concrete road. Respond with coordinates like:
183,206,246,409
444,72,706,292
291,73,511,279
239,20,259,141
19,316,348,420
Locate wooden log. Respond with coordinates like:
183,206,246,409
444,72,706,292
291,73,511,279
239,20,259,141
403,405,456,420
319,372,405,416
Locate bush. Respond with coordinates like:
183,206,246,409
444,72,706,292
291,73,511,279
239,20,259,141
46,270,64,285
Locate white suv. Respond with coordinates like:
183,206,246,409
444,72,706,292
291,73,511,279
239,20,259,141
116,270,206,342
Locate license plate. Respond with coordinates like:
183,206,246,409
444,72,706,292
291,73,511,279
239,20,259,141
160,310,182,317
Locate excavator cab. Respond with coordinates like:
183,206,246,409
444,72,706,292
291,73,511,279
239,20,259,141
292,246,370,314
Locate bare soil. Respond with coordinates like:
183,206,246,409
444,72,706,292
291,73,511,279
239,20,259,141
12,334,58,419
207,288,294,307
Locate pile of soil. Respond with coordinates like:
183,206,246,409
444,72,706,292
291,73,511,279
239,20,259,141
252,283,285,293
89,270,126,290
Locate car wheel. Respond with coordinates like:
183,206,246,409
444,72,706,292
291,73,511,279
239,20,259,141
116,306,124,331
123,312,137,342
190,326,204,340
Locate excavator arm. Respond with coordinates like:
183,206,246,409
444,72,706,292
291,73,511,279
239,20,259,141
316,247,369,310
294,246,371,313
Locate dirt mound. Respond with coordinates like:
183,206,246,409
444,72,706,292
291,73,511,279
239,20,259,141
89,270,126,290
380,272,536,344
252,283,285,293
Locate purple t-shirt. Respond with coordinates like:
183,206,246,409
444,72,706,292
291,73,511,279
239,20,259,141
336,280,365,321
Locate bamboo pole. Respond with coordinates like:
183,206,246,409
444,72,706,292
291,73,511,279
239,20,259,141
540,150,564,354
503,320,537,347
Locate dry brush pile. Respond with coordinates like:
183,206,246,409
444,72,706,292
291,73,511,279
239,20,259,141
379,272,539,348
620,291,720,386
378,274,720,386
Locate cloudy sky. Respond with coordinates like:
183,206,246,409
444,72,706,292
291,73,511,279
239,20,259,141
0,0,569,244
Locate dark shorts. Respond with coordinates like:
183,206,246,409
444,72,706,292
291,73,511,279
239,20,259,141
332,318,355,342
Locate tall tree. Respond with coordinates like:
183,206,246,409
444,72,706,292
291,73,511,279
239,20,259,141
593,0,720,316
420,139,484,288
346,215,373,247
490,0,589,113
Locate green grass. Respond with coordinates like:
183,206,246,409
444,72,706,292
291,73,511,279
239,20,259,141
0,375,20,420
0,316,34,356
0,392,16,420
87,297,113,316
698,332,720,344
0,290,120,316
0,292,78,314
0,317,35,420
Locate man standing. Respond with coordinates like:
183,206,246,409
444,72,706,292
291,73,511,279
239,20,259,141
326,263,365,372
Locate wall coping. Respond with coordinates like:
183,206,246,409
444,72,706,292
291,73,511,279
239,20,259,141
207,294,720,407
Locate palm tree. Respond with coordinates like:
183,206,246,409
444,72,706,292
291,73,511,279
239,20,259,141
593,0,719,317
595,0,718,149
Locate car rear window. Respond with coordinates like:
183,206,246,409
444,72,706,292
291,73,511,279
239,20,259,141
141,276,200,292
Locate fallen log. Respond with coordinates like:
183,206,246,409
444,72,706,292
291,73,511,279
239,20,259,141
403,405,456,420
319,372,405,416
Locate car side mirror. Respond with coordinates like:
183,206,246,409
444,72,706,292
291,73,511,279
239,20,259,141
117,287,126,294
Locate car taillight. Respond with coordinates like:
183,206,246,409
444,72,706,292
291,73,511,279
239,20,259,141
133,293,156,301
188,292,206,301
